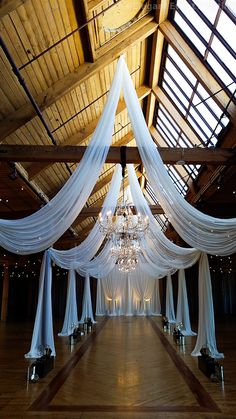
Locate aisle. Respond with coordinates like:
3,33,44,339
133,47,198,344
0,316,235,418
51,317,199,408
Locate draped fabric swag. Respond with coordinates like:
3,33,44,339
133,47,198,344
0,56,232,359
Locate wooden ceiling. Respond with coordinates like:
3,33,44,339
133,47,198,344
0,0,235,250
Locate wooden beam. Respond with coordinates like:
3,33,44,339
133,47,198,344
48,132,136,198
154,0,170,23
94,11,154,60
0,0,27,18
0,18,157,142
88,0,110,11
153,86,205,146
159,20,235,119
27,85,149,179
146,0,170,120
150,0,170,87
77,204,164,217
1,145,235,165
150,125,169,147
81,0,96,62
187,125,236,204
144,0,170,186
0,203,164,220
146,27,165,127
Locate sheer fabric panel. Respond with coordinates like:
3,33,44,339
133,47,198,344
192,253,224,358
123,64,236,256
25,251,55,358
96,266,163,316
58,270,78,337
176,269,196,336
0,58,125,254
79,274,95,324
165,275,176,323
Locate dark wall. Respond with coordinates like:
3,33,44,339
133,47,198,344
162,259,236,322
1,255,235,322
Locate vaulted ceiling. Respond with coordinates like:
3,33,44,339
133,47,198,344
0,0,235,250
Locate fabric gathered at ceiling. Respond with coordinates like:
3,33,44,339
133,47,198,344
1,55,231,360
122,61,236,256
0,58,124,255
0,56,235,257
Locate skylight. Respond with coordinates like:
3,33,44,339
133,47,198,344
159,43,230,146
152,6,232,199
171,0,236,96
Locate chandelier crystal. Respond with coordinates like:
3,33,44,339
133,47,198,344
98,205,149,243
98,149,149,273
117,256,138,272
110,234,141,273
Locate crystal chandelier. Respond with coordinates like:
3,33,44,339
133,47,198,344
98,147,149,272
117,256,138,272
111,235,140,273
98,148,149,243
98,206,149,243
110,235,141,258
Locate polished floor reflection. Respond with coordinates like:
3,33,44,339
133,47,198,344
0,316,235,418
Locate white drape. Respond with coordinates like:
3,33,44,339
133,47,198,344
95,278,106,316
125,275,133,316
48,165,122,270
176,269,196,336
152,280,162,316
1,56,235,257
122,62,236,256
96,266,162,316
25,251,55,358
192,253,224,358
76,241,116,278
165,275,176,323
79,274,95,324
127,164,201,275
0,58,125,255
101,268,125,315
129,269,155,315
58,270,78,337
18,56,231,359
25,166,121,354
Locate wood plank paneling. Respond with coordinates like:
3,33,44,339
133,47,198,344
0,18,156,141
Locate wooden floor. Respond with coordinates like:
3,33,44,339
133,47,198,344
0,316,236,418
